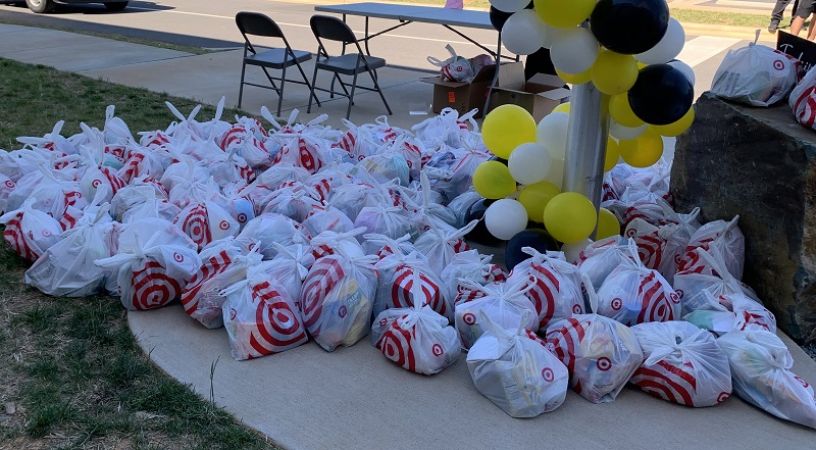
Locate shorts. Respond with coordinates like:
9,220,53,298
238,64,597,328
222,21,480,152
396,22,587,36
796,0,816,18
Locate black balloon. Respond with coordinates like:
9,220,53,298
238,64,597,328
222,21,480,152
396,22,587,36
465,199,501,245
525,48,557,80
628,64,694,125
505,229,559,271
489,7,512,31
590,0,669,55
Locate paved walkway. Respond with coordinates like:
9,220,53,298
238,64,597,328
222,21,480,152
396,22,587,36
0,23,743,129
129,306,816,450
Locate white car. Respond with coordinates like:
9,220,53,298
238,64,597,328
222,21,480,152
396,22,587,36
21,0,128,13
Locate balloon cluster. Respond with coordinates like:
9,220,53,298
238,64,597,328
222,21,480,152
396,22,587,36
490,0,696,136
473,105,620,245
476,0,697,247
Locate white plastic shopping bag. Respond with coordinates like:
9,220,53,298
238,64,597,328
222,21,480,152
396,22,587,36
711,42,797,107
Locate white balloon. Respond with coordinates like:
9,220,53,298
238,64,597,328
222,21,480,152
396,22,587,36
537,112,570,160
502,10,547,55
636,18,685,65
485,199,529,240
610,121,646,140
508,142,552,185
490,0,529,13
540,22,557,49
550,27,599,74
547,157,565,188
668,59,696,86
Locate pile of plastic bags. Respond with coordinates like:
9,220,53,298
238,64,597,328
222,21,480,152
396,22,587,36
1,101,814,429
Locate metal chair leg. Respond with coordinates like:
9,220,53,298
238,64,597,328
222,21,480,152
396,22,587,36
346,70,359,120
296,60,321,107
277,64,288,117
238,61,247,109
260,67,281,95
369,68,392,115
307,62,320,114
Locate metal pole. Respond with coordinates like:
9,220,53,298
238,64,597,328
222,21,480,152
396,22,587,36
562,83,610,238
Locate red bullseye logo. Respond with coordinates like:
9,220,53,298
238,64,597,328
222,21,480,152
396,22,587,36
92,179,102,188
795,375,810,388
670,292,680,304
625,228,637,237
541,367,554,382
597,357,612,371
379,318,388,328
572,304,582,314
432,343,443,357
42,230,52,238
173,252,184,263
717,392,731,403
237,213,248,223
462,312,476,325
338,305,348,318
218,220,230,230
773,59,785,70
676,289,685,299
611,298,622,311
230,308,237,320
3,180,14,189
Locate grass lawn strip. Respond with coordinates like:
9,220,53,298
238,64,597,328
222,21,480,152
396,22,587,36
0,57,275,450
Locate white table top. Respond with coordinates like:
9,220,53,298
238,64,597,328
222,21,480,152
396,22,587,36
314,2,493,29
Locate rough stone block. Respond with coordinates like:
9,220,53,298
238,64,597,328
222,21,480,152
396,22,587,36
672,92,816,343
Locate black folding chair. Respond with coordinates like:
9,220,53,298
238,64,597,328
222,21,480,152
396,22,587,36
235,12,320,116
307,15,392,120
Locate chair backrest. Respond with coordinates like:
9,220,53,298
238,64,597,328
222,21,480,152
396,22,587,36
310,15,357,44
236,12,285,39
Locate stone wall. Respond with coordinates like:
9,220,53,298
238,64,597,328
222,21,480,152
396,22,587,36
672,92,816,343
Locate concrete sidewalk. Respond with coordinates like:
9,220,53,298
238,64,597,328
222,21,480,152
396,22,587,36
129,305,816,450
0,23,743,129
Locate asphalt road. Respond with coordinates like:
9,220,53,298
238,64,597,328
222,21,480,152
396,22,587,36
0,0,508,71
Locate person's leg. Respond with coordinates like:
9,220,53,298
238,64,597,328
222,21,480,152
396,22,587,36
792,0,815,35
772,0,792,23
809,12,816,39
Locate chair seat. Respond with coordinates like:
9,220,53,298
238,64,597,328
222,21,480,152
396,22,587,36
245,48,311,68
316,53,386,75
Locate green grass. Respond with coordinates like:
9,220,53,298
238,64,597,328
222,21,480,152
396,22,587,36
0,58,275,449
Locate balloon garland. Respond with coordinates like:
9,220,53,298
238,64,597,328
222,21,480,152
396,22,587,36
476,0,695,246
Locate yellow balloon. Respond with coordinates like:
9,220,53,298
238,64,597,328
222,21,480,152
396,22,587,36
609,93,644,127
618,129,664,168
472,161,517,199
637,61,648,70
553,102,571,114
534,0,596,28
597,208,621,239
543,192,597,244
591,50,638,96
556,68,592,85
605,138,620,172
518,181,561,223
650,107,695,137
482,105,537,159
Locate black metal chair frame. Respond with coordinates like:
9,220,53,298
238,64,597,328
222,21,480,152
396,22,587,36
307,15,392,120
236,12,321,116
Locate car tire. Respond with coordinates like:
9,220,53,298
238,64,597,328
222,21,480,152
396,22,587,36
25,0,54,13
104,2,128,11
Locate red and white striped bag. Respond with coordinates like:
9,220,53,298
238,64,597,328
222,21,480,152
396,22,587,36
95,218,200,311
791,65,816,129
221,257,309,360
174,200,240,250
507,248,594,331
677,216,744,280
674,247,759,316
596,241,681,326
413,220,476,274
0,199,62,262
300,253,378,352
373,252,449,321
454,277,538,349
180,239,252,329
683,292,776,336
371,301,461,376
624,207,701,283
236,212,307,259
361,233,418,259
631,321,732,407
270,137,324,174
545,314,643,403
578,236,636,291
441,249,507,307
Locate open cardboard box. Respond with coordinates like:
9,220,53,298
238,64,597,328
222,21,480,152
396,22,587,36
421,64,496,118
488,61,570,121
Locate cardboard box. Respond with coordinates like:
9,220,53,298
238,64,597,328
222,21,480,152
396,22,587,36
488,62,571,121
422,64,496,117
